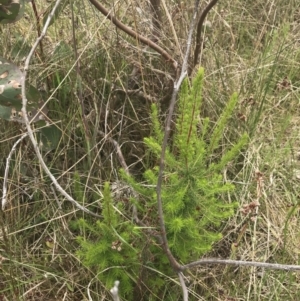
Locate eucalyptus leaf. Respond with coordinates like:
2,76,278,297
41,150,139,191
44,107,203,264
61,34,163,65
0,0,25,24
0,55,23,108
35,121,62,151
0,56,48,123
0,103,13,121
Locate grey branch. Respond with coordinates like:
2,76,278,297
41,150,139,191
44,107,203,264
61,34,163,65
178,272,188,301
2,133,29,210
20,0,101,218
110,280,120,301
181,258,300,272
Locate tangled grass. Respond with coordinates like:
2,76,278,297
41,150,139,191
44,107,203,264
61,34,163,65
1,0,300,300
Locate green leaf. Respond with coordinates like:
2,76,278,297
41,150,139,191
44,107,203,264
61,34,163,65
0,0,25,24
0,55,23,107
0,56,48,123
0,103,13,120
36,122,62,151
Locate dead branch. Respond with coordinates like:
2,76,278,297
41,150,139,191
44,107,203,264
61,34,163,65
2,133,29,210
193,0,219,69
181,258,300,272
20,0,101,219
88,0,177,71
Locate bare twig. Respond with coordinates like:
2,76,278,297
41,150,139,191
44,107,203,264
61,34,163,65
178,272,188,301
88,0,178,71
181,258,300,272
99,78,155,102
87,277,94,301
110,280,120,301
20,0,101,218
193,0,219,69
156,0,201,272
98,130,129,174
2,133,29,210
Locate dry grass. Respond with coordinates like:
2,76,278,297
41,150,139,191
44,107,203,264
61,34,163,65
1,0,300,300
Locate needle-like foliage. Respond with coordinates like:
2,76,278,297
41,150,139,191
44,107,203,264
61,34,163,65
139,68,248,260
76,68,248,300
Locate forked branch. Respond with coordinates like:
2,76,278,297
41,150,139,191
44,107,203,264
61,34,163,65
88,0,177,71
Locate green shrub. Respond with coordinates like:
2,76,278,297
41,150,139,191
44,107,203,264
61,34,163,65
75,68,248,300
